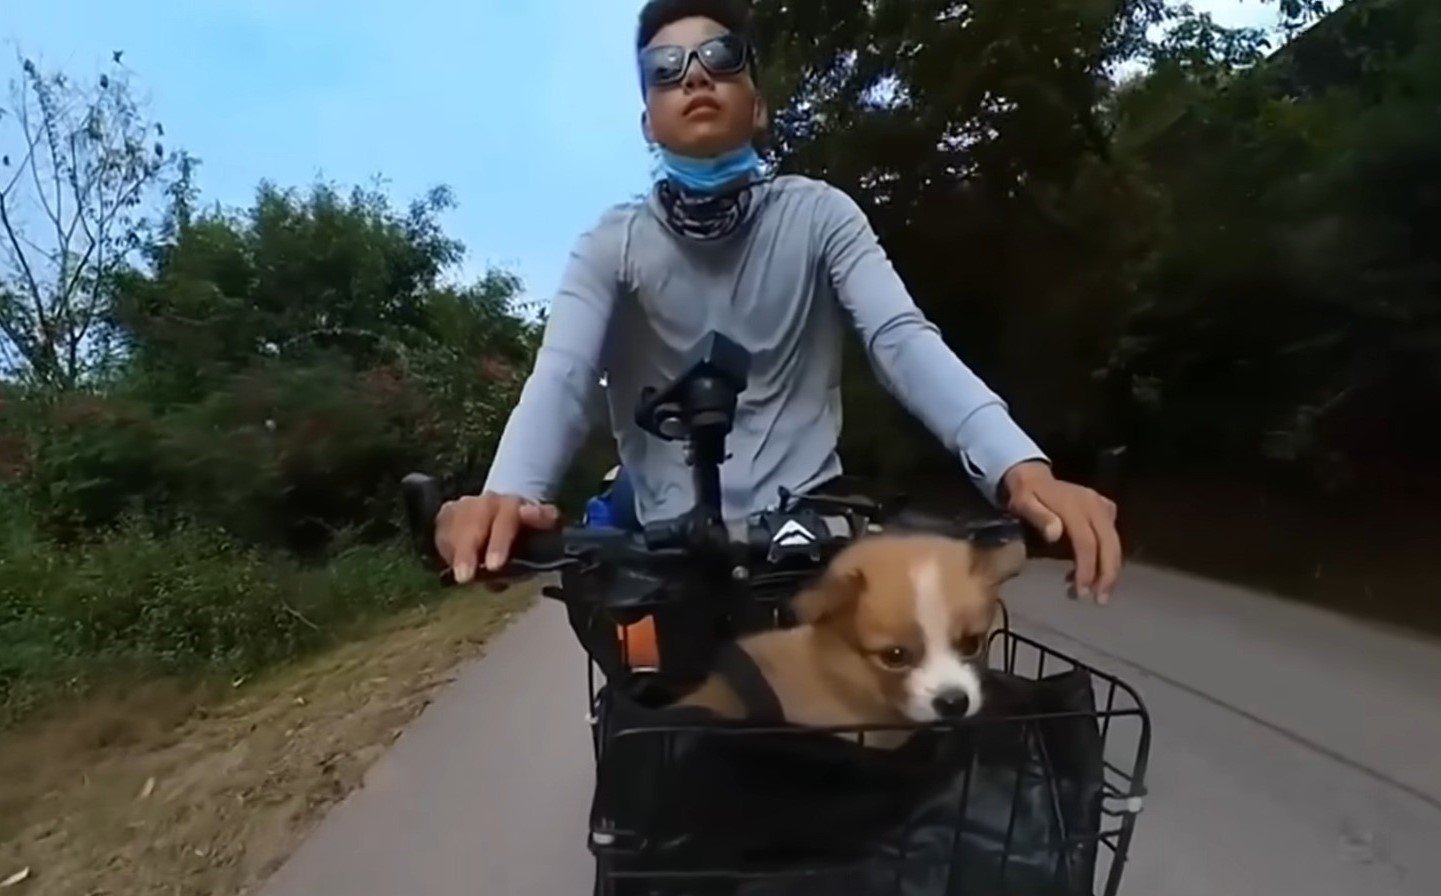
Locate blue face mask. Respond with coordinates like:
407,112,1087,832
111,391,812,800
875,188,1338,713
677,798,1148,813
658,145,762,195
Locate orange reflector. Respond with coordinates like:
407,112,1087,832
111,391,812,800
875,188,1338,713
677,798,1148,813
617,615,660,669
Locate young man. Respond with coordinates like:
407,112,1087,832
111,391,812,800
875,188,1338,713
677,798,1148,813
435,0,1122,603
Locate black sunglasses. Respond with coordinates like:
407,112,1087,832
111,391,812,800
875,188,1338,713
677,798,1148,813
637,34,753,90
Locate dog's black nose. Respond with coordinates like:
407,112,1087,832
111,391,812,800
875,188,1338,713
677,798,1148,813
932,690,970,718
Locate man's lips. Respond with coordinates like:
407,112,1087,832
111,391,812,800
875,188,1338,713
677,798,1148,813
683,96,721,115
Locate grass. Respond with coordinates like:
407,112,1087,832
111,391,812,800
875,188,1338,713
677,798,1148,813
0,482,540,894
0,585,535,896
0,494,452,727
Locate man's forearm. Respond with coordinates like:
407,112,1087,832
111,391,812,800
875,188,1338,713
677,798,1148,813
481,208,623,499
818,184,1046,505
481,349,599,500
867,316,1047,504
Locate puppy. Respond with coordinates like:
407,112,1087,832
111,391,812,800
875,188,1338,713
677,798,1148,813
677,533,1027,747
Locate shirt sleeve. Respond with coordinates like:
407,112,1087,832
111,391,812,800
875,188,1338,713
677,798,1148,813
816,185,1048,505
481,209,626,500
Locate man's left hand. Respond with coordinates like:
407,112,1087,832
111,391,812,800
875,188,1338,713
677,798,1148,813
1001,461,1121,604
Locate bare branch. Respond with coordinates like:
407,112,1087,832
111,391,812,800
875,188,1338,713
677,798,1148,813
0,50,175,389
0,192,48,332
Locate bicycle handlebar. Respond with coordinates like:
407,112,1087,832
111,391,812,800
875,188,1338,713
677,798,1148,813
401,471,1026,588
399,330,1082,586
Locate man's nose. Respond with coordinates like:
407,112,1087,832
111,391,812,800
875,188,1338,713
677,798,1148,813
932,690,971,719
682,53,713,89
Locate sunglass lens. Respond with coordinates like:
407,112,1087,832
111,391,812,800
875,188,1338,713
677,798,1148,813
698,35,748,74
640,45,687,87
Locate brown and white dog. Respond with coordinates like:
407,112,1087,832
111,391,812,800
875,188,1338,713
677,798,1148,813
677,533,1027,747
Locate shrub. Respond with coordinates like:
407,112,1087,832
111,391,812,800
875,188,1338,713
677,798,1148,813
0,498,435,726
0,168,539,722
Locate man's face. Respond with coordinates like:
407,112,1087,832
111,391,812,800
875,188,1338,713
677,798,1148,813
641,16,764,157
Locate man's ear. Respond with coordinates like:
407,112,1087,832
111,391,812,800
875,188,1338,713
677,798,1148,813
791,564,864,625
752,94,769,134
641,110,655,145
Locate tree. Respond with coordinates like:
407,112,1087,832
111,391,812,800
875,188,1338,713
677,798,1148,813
1104,0,1441,487
114,180,479,401
0,51,182,389
12,180,541,552
742,0,1390,485
746,0,1173,474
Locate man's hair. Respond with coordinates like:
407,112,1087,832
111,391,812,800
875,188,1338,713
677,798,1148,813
635,0,755,51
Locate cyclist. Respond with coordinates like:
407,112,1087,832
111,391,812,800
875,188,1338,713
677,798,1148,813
435,0,1121,604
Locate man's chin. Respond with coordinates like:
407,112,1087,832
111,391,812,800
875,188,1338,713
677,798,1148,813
668,128,748,159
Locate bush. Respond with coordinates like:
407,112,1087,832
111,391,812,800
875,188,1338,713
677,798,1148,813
0,124,543,720
0,490,436,725
3,176,538,556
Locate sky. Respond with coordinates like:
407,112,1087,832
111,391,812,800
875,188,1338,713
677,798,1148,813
4,0,1282,306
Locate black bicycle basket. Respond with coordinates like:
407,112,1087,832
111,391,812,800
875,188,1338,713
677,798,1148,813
582,604,1150,896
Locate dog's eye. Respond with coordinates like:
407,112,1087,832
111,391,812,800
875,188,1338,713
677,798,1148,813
876,646,913,669
954,634,984,657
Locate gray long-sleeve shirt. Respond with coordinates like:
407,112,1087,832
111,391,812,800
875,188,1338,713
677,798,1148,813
483,174,1047,524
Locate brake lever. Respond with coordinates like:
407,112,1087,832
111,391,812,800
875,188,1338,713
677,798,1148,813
508,557,581,574
779,489,881,517
964,516,1025,547
430,556,586,592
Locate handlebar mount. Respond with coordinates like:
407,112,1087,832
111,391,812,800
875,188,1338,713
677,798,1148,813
633,331,750,557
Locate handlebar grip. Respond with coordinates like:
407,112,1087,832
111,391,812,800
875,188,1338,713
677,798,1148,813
401,472,447,569
401,472,574,580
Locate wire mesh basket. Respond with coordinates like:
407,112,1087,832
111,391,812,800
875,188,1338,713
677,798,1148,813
577,589,1150,896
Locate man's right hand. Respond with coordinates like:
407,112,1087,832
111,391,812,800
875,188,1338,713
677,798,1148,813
434,492,561,584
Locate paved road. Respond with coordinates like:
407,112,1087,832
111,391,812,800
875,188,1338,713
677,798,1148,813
260,561,1441,896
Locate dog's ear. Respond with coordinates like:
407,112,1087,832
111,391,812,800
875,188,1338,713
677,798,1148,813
791,563,865,625
973,539,1027,585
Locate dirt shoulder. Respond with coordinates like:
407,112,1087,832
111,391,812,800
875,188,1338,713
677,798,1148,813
0,587,534,896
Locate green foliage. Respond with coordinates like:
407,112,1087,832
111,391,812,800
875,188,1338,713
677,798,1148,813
117,181,475,397
750,0,1430,492
1107,0,1441,485
5,0,1436,714
0,175,535,719
0,488,435,726
749,0,1175,464
7,180,537,552
0,53,539,723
